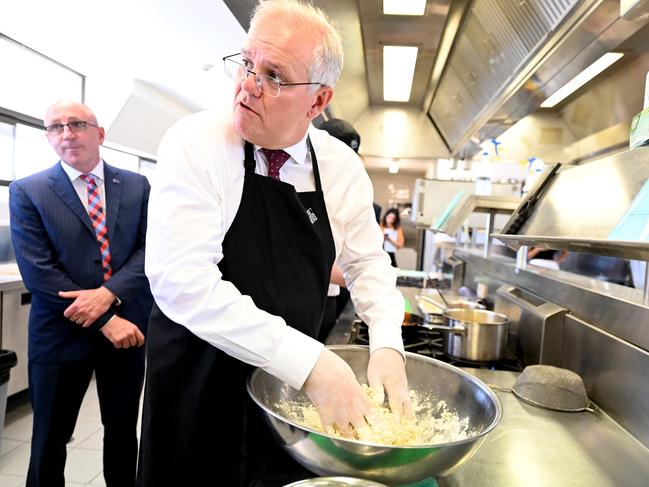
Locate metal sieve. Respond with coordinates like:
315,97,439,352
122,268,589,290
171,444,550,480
492,365,597,413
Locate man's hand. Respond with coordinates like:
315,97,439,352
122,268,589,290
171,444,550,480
367,347,413,418
100,316,145,349
303,348,371,437
59,286,116,327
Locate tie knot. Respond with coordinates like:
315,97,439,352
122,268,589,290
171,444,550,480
262,149,290,180
80,174,97,186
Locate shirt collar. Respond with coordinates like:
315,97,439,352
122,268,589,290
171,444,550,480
61,159,105,182
255,130,309,165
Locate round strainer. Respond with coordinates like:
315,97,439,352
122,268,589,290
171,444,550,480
511,365,593,412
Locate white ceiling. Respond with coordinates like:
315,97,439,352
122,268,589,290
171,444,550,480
0,0,246,113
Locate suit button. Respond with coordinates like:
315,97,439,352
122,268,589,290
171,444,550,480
94,258,101,264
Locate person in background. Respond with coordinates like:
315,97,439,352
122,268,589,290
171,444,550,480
9,100,152,487
381,208,405,267
137,1,410,485
317,118,360,341
527,247,568,270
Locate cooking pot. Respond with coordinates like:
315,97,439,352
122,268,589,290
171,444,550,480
422,308,510,362
415,294,485,324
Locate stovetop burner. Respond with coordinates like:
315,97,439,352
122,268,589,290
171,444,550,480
349,319,522,372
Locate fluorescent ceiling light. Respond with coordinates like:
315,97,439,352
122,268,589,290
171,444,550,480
541,52,624,108
383,45,418,102
383,0,426,16
389,160,400,173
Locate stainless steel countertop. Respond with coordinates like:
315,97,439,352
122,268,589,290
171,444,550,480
0,263,25,292
326,296,649,486
441,368,649,487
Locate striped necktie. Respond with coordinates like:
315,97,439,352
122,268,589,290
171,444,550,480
262,149,291,180
80,174,112,281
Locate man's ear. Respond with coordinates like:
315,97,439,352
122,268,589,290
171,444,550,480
307,86,334,119
97,127,106,145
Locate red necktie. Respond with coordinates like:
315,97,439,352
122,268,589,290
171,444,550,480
262,149,290,180
80,174,113,281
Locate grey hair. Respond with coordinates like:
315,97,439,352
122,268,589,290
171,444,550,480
249,0,344,90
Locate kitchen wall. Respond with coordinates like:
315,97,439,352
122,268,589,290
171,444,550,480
561,53,648,142
490,112,578,164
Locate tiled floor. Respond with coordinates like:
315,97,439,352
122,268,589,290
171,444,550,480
1,377,138,486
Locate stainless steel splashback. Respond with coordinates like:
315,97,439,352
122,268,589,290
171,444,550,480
494,285,567,366
562,314,649,450
457,247,649,448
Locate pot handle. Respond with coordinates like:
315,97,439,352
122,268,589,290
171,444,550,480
420,323,467,335
415,294,446,311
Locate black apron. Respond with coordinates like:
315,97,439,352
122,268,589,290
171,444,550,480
137,138,335,487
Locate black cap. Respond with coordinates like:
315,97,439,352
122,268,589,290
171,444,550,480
319,118,361,153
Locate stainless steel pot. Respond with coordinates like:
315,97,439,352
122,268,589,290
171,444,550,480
422,308,510,362
415,294,485,324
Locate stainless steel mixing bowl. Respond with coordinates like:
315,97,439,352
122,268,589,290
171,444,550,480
247,345,502,484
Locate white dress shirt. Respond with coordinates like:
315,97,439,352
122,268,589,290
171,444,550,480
60,159,106,212
146,110,405,390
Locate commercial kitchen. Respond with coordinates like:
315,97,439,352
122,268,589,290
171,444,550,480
1,0,649,486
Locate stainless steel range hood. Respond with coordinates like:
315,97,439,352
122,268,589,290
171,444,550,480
427,0,649,157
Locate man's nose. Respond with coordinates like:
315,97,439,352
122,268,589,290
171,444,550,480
61,125,76,138
241,72,261,96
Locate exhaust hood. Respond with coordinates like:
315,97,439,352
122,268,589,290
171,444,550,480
428,0,588,154
428,0,649,157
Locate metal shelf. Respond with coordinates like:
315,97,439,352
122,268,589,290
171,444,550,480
431,194,521,236
492,235,649,261
498,147,649,261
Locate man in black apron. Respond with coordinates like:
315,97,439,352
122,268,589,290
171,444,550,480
138,1,411,485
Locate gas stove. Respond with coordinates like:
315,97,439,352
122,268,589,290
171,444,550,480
349,318,522,372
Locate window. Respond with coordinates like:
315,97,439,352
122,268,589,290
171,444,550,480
139,159,157,183
13,124,56,180
100,146,139,173
0,34,83,119
0,121,14,181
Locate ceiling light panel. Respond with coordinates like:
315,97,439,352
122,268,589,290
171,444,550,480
383,0,427,16
383,45,418,102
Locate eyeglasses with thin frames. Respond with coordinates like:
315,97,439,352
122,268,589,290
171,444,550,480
223,53,324,97
45,121,99,135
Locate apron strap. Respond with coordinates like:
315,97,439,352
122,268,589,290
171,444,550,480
307,136,323,192
244,140,256,172
243,136,322,192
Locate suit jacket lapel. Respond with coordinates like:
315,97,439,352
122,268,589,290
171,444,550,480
104,163,122,242
49,163,95,235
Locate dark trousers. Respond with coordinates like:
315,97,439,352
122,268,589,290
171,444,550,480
388,251,397,267
27,346,145,487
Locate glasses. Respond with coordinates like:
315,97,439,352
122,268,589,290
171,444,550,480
223,53,323,97
45,121,98,135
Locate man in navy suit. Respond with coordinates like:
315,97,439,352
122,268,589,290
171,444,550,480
9,100,153,487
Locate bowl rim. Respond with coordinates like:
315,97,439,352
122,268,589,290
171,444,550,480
247,344,503,449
